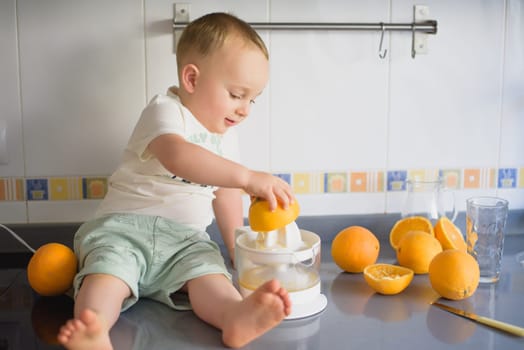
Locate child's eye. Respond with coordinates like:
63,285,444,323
250,99,256,104
229,92,241,99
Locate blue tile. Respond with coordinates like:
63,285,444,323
26,178,48,200
275,173,291,185
498,168,517,188
387,170,407,191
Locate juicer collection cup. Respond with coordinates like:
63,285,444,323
234,225,327,319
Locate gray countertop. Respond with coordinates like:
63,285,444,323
111,236,524,349
2,236,522,349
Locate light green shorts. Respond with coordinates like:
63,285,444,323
73,213,231,311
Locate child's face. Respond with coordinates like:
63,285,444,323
188,39,269,134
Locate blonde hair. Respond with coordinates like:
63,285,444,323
176,12,268,73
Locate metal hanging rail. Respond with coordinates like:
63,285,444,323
173,4,438,58
174,21,437,34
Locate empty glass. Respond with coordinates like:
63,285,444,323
466,197,509,284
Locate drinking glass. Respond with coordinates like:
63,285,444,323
466,196,509,283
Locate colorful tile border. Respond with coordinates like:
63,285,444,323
26,179,48,200
83,177,108,199
0,176,109,202
0,167,523,201
0,178,25,201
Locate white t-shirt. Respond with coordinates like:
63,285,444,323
95,88,240,231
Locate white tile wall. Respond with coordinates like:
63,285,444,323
0,0,522,223
502,0,524,167
389,0,505,169
269,0,389,172
499,0,524,210
0,0,24,177
17,0,146,177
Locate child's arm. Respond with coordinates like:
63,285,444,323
212,187,243,266
148,133,293,210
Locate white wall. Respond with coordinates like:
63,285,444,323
0,0,522,223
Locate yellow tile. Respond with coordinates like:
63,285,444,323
408,169,426,182
489,168,497,188
49,177,83,200
293,173,311,194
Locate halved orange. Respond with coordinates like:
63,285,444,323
363,263,414,295
434,217,467,252
248,197,300,232
389,216,434,250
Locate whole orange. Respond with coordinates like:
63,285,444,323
27,243,78,296
428,249,480,300
396,230,442,274
331,226,380,273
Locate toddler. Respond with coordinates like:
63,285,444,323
58,12,293,350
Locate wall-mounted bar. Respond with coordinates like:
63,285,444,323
174,21,437,33
173,4,438,58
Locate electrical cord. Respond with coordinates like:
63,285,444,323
0,223,36,253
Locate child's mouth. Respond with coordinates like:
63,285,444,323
225,118,236,126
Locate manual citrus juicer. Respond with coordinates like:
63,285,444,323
235,198,327,319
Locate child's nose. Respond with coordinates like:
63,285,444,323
236,101,250,117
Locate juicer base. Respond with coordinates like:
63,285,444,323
240,282,327,320
286,293,327,320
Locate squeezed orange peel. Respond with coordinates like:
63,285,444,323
363,263,414,295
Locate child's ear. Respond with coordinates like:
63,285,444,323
180,64,199,93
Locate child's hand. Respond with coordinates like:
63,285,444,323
245,171,294,211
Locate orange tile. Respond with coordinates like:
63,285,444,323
376,171,384,192
0,178,25,201
325,173,347,193
489,168,497,188
350,172,367,192
84,177,108,199
464,169,480,189
440,169,461,189
0,179,5,200
15,179,24,200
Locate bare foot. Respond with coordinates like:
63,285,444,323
57,309,113,350
222,279,292,348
